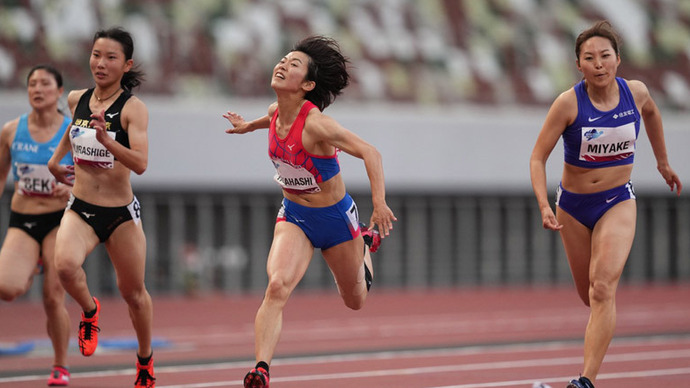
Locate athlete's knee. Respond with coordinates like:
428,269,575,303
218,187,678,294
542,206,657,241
42,286,65,312
589,279,616,305
55,257,80,284
119,284,149,309
338,281,367,310
0,283,26,302
264,277,292,304
343,295,366,310
42,295,65,314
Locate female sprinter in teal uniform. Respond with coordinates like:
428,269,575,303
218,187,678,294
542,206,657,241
48,27,155,388
530,21,682,388
0,65,73,386
224,36,396,388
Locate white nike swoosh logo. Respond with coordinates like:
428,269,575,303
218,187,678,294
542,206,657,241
606,196,619,203
106,112,119,119
588,116,602,122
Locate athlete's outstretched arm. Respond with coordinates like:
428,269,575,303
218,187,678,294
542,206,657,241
223,102,277,134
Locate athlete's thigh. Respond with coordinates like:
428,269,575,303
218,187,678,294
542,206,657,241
54,211,99,268
0,229,40,290
556,207,592,288
590,200,636,282
104,220,147,291
266,221,314,288
322,236,365,288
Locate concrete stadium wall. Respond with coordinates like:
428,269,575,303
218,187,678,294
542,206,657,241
1,92,688,194
3,93,688,295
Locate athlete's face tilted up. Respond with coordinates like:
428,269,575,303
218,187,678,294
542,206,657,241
271,51,315,95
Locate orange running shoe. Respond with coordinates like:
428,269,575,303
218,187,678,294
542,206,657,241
78,297,100,356
47,365,70,386
134,357,156,388
244,367,269,388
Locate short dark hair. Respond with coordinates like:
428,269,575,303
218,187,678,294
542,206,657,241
293,36,350,111
93,27,145,91
575,20,621,60
26,64,63,88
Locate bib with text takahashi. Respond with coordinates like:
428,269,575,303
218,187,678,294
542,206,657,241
271,159,321,193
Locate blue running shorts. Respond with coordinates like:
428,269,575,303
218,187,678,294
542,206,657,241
556,181,636,230
277,193,361,249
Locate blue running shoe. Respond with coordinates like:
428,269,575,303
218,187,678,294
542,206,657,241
566,376,595,388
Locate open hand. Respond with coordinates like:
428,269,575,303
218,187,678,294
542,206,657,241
223,111,252,134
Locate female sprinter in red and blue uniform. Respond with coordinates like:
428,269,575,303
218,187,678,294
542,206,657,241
223,36,396,388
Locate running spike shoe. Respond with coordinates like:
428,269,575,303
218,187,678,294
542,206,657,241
567,376,595,388
47,365,70,386
78,297,101,356
134,357,156,388
360,224,381,253
244,367,269,388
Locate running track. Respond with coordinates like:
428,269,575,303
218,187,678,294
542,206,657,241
0,284,688,387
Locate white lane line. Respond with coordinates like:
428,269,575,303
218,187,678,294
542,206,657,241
2,342,688,386
160,348,690,387
428,367,690,388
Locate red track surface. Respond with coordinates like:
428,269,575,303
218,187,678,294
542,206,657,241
1,283,689,387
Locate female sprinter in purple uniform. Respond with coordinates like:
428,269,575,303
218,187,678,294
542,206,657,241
530,21,682,388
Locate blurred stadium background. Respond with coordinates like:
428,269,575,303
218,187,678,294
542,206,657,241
0,0,688,297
